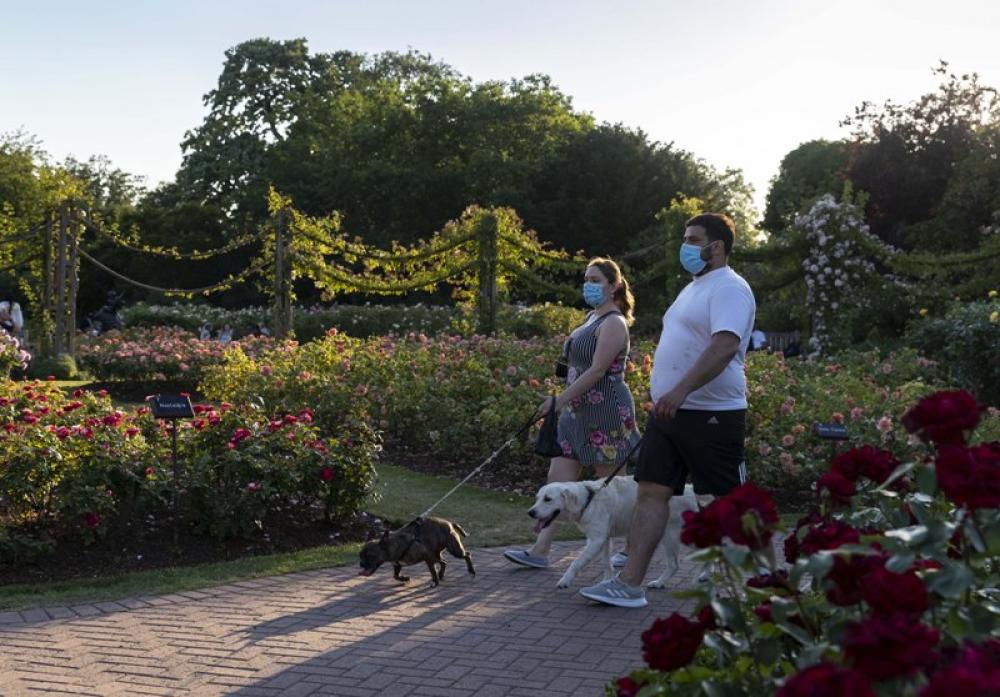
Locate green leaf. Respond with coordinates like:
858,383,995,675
885,552,916,573
687,547,721,563
877,460,918,490
775,618,812,646
712,598,746,632
795,643,833,669
916,465,938,496
754,637,782,666
885,524,929,545
927,563,973,599
721,544,750,568
806,552,834,580
963,518,987,554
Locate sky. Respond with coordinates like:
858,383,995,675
3,0,999,215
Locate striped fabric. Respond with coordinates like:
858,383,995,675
557,311,642,466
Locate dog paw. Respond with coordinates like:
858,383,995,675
646,579,667,589
556,576,573,589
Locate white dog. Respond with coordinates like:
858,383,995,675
528,476,712,589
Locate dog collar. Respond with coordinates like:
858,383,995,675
579,483,599,515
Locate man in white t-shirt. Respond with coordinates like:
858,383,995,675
581,213,756,608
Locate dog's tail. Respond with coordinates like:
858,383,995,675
453,523,468,537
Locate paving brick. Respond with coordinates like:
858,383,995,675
0,540,714,695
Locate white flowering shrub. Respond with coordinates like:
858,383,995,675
794,193,898,353
0,332,30,377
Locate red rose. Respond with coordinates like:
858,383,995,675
718,483,779,550
681,501,730,548
615,676,646,697
753,601,773,623
826,547,887,607
861,567,929,617
799,520,861,557
902,390,981,445
776,663,876,697
935,443,1000,510
817,470,856,504
921,639,1000,697
831,446,899,485
320,466,335,482
844,613,939,681
84,512,101,529
696,605,717,629
641,613,705,672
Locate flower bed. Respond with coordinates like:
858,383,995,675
201,330,997,496
0,379,378,562
122,301,585,340
75,327,281,384
611,389,1000,696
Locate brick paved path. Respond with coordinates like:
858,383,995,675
0,542,701,696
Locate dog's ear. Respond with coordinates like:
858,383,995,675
561,486,582,514
378,530,389,547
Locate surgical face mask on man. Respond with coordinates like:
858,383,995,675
679,241,715,275
582,282,606,307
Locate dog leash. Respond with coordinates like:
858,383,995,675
578,420,647,516
412,409,542,522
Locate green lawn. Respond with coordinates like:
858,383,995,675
0,462,577,610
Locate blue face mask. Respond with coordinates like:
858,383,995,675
582,282,605,307
679,242,709,274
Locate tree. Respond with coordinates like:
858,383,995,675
841,62,999,250
762,139,848,234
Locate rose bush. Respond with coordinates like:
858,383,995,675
123,300,585,341
609,389,1000,696
76,326,280,383
200,329,998,495
0,378,377,560
0,331,31,377
200,329,566,478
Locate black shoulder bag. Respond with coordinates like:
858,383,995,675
533,396,563,457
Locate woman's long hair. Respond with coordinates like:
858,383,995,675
587,257,635,325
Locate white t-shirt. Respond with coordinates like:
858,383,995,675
649,266,756,410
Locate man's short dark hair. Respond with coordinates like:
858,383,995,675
685,213,736,255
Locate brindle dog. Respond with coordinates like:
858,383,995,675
358,516,475,586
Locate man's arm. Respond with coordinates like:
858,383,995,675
653,331,740,420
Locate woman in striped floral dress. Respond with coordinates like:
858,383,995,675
505,258,641,570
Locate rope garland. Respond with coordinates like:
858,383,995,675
78,247,269,296
76,216,268,260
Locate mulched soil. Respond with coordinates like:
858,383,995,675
0,512,393,587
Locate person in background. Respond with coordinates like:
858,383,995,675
0,296,25,338
199,322,213,341
218,323,233,345
749,327,768,351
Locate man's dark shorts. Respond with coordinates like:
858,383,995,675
634,409,746,496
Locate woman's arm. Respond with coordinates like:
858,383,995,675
552,315,628,411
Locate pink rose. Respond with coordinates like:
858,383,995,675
782,435,795,447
